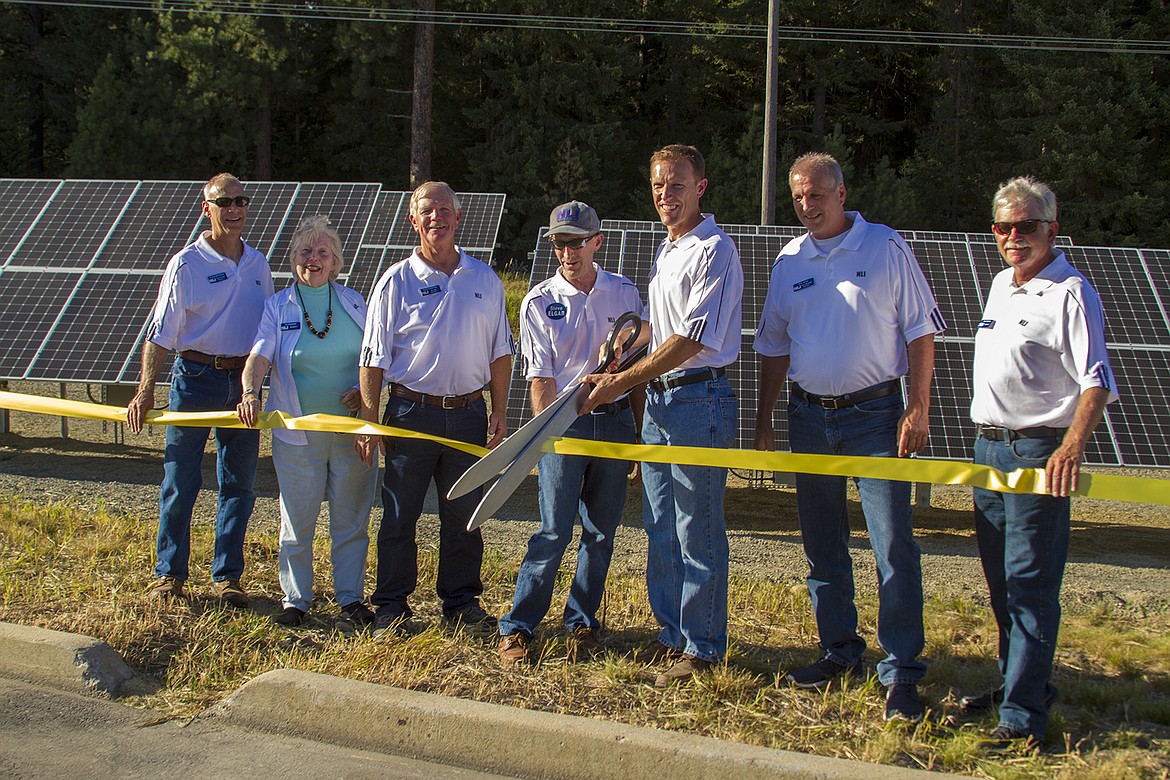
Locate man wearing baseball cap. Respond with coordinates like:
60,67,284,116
497,200,646,665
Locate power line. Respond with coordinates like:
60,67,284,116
4,0,1169,55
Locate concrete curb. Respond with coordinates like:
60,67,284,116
0,622,135,697
212,668,956,780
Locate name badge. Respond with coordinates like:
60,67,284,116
977,319,996,329
280,321,301,331
793,277,815,292
420,284,441,296
546,302,567,320
207,272,228,284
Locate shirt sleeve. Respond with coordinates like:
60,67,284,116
677,239,742,350
488,276,515,363
360,272,395,371
753,257,791,357
145,257,187,351
519,293,555,379
1062,282,1120,401
249,294,281,362
888,235,946,343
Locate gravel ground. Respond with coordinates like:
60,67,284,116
1,382,1168,617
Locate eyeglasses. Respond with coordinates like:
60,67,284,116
992,219,1048,236
205,196,251,208
550,233,597,250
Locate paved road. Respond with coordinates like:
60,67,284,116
0,676,510,779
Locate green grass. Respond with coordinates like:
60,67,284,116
1,491,1168,777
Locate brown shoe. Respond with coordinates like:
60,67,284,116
148,576,185,600
635,639,677,666
655,654,713,687
566,626,605,662
499,633,532,665
210,579,249,609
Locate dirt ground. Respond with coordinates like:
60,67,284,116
1,381,1168,617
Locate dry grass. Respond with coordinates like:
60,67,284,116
1,491,1167,778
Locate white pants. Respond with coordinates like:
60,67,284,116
272,431,378,611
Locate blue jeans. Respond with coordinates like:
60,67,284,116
156,357,259,583
371,395,487,616
641,374,736,662
787,390,925,686
499,408,636,638
974,434,1068,740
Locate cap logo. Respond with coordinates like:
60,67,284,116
556,205,580,223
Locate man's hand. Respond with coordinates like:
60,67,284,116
580,373,626,413
1045,442,1083,498
126,389,154,435
897,402,929,457
236,395,261,427
341,388,361,413
487,411,507,449
354,433,383,467
754,422,776,452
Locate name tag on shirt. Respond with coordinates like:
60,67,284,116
281,321,301,331
546,302,567,320
793,277,815,292
420,284,441,296
207,272,228,284
978,319,996,329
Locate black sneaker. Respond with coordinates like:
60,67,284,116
985,724,1040,752
442,602,498,630
884,683,925,723
272,607,306,627
785,656,863,689
960,687,1004,712
337,602,376,633
372,608,416,638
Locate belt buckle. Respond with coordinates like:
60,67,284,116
212,355,227,370
440,395,460,409
822,396,843,410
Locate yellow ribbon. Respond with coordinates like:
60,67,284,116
3,390,1168,505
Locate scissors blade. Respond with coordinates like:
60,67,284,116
445,382,580,500
465,385,586,531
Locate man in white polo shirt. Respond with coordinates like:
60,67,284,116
356,181,513,637
964,177,1117,749
497,201,646,665
582,144,742,687
127,172,274,607
753,152,944,723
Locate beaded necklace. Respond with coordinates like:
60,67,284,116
295,282,332,339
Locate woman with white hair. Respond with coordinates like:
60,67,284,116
237,215,377,629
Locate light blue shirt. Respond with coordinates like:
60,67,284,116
291,283,362,417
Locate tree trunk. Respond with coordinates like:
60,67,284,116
409,0,435,188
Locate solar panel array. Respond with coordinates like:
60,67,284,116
0,179,506,386
507,219,1170,469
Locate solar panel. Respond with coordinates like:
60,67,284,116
455,193,506,257
923,339,978,461
25,272,162,383
233,182,298,262
6,181,137,270
1100,348,1170,467
908,240,984,339
263,183,381,280
361,191,406,247
0,180,60,265
92,181,204,270
342,245,389,300
0,271,83,378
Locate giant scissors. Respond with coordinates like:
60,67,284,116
448,311,647,531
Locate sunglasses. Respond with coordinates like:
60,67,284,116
206,195,251,208
992,219,1048,236
550,233,597,250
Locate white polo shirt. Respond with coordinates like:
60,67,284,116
146,233,274,357
360,248,514,396
648,214,743,371
753,212,945,395
520,264,647,394
971,251,1118,429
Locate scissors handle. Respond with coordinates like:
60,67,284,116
594,311,642,374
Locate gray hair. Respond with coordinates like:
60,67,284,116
290,214,343,280
992,176,1058,222
790,152,844,188
203,172,242,199
410,181,462,214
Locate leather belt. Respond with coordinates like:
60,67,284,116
978,425,1067,442
589,397,632,415
791,379,899,410
178,350,247,370
649,367,726,392
390,383,483,409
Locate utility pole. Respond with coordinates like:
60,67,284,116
760,0,779,225
409,0,435,188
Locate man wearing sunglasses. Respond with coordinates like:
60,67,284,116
753,152,944,723
128,173,274,608
966,177,1118,749
497,201,646,665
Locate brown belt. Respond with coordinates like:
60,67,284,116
390,383,483,409
178,350,247,370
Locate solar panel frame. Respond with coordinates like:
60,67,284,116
6,181,138,271
0,270,84,378
91,181,205,271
